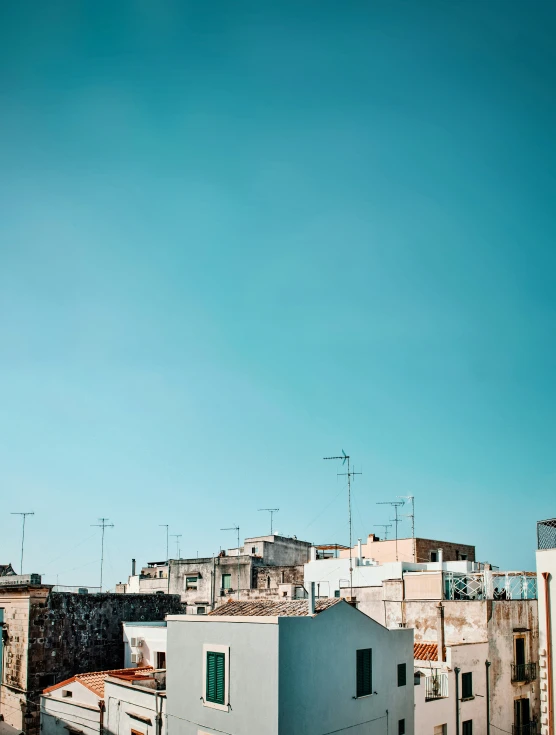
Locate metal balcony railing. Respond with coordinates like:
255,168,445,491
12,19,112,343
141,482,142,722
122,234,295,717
511,662,537,683
512,723,538,735
425,673,448,700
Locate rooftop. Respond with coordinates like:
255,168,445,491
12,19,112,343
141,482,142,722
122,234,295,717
414,643,445,661
209,598,341,617
43,667,153,698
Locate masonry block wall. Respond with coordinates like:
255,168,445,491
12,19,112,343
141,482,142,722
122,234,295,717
415,538,476,563
252,565,304,590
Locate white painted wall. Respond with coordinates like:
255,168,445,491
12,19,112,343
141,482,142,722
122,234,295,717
123,622,167,668
537,547,556,735
40,694,100,735
105,677,166,735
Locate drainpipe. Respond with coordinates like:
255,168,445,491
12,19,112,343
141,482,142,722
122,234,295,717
308,582,315,615
99,700,105,735
131,559,136,576
155,691,162,735
437,602,445,662
358,539,362,566
455,667,460,735
543,572,553,735
485,660,491,735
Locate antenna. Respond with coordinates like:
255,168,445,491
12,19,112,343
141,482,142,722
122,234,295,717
374,524,392,540
398,495,415,561
159,523,170,591
221,525,240,601
11,512,35,574
170,534,182,559
258,508,279,535
91,518,114,592
376,501,404,561
324,450,361,597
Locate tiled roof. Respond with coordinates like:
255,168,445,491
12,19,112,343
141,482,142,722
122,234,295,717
414,642,445,661
209,598,341,617
43,667,153,698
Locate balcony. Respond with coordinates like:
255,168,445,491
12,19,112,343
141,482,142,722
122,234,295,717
425,673,448,701
511,663,537,683
512,723,538,735
537,518,556,550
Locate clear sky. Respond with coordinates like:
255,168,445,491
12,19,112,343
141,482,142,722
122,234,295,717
1,1,555,590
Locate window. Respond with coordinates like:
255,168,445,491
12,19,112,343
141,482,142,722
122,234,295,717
156,651,166,668
434,726,447,735
398,663,407,687
267,576,271,589
461,672,473,700
158,571,163,578
186,577,198,590
62,690,72,698
430,551,438,562
460,554,468,561
356,649,372,698
398,719,405,735
334,590,341,598
222,574,231,590
197,607,206,615
131,729,145,735
203,646,229,710
281,571,285,584
414,673,421,685
462,720,473,735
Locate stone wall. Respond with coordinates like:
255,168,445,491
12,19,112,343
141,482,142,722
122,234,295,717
415,538,476,563
252,565,304,590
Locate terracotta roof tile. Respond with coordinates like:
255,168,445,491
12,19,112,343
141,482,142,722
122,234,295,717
43,667,153,698
209,598,342,617
414,642,446,661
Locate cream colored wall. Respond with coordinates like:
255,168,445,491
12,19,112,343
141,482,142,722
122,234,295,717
0,591,31,730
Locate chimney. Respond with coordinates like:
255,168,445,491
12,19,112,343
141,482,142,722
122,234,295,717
438,548,443,565
437,602,445,662
131,559,136,576
308,582,315,615
310,546,317,562
358,539,363,564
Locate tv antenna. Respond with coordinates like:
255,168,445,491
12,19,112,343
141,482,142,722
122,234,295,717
398,495,415,561
258,508,279,535
323,450,361,597
221,525,240,601
11,512,35,574
91,518,114,592
159,524,169,561
374,524,392,540
376,501,404,561
170,534,182,559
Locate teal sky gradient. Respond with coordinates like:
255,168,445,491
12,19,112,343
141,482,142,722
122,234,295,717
1,1,555,589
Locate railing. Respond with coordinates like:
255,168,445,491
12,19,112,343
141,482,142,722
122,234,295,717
538,518,556,550
425,673,448,700
512,723,538,735
511,663,537,683
444,573,537,601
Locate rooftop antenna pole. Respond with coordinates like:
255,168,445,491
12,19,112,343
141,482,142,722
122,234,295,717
398,495,415,561
324,450,361,598
376,501,404,561
91,518,114,592
11,512,35,574
374,524,392,540
160,523,170,591
258,509,279,535
221,526,240,601
170,534,182,559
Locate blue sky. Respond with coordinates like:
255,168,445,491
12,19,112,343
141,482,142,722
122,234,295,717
1,1,555,590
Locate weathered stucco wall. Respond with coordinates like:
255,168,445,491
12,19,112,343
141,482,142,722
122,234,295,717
252,565,303,590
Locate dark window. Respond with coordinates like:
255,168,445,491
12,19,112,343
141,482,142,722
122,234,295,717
156,651,166,668
462,672,473,699
398,663,407,687
356,649,372,697
430,551,438,562
414,673,421,685
515,637,526,666
462,720,473,735
398,719,405,735
39,674,56,687
460,554,468,561
334,590,341,598
206,651,225,705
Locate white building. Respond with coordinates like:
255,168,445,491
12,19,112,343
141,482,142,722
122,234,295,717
166,589,415,735
104,673,167,735
536,517,556,735
123,621,168,669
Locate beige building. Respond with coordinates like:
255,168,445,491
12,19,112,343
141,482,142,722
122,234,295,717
536,517,556,735
339,533,476,564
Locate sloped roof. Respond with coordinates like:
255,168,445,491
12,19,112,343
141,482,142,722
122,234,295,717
43,667,153,698
209,598,341,617
414,642,445,661
0,564,16,577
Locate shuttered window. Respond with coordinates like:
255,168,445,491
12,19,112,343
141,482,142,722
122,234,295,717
462,672,473,699
206,651,225,705
398,663,407,687
462,721,473,735
398,719,405,735
356,648,372,697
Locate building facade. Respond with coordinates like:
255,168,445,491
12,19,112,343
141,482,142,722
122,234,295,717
536,517,556,735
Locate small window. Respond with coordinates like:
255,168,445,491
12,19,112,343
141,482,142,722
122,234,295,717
281,571,285,584
156,651,166,669
462,672,473,700
356,648,372,697
334,590,341,598
197,607,206,615
434,726,447,735
398,719,405,735
398,663,407,687
206,651,225,705
460,554,468,561
186,576,198,590
62,690,72,698
222,574,232,590
462,721,473,735
251,547,256,554
414,673,421,685
158,571,163,578
131,729,145,735
267,576,271,589
430,551,438,562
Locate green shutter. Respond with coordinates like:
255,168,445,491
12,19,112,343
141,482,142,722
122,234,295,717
398,663,406,687
356,648,372,697
206,651,226,705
